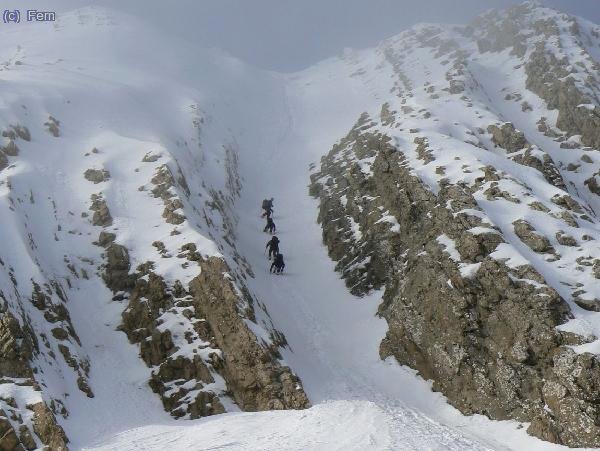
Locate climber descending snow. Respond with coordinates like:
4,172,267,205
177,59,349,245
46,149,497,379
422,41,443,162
262,204,273,219
270,253,285,274
264,216,276,234
262,197,274,213
266,236,280,260
261,198,282,273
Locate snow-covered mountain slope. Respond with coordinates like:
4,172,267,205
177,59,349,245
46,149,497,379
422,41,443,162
2,2,600,450
0,7,309,450
308,1,600,448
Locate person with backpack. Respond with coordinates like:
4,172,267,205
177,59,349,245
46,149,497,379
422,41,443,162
266,236,280,259
261,197,274,214
270,252,285,274
263,216,276,234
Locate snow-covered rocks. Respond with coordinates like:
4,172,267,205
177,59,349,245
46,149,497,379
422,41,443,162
1,0,600,448
0,5,309,448
310,2,600,446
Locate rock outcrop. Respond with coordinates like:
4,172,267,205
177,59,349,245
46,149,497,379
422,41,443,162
487,123,528,153
111,243,309,418
310,112,600,446
0,313,68,450
189,257,308,412
84,168,110,184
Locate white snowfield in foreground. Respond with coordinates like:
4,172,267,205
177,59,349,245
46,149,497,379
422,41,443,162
86,401,441,451
0,4,598,451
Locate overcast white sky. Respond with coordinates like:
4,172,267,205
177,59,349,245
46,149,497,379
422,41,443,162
11,0,600,71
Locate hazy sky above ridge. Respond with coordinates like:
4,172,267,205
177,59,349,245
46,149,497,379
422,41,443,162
15,0,600,71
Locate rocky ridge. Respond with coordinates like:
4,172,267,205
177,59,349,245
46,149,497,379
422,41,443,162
311,2,600,446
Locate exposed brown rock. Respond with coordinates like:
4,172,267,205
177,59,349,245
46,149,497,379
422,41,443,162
44,116,60,137
487,123,528,153
310,114,600,446
511,151,566,189
0,416,22,451
190,257,309,412
150,165,187,225
555,232,577,247
513,220,553,253
525,43,600,149
18,425,36,451
30,402,68,450
89,194,112,227
0,312,34,378
84,169,110,184
118,250,309,419
102,243,135,293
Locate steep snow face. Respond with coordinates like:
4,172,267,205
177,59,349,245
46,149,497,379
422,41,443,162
2,2,600,450
0,7,308,449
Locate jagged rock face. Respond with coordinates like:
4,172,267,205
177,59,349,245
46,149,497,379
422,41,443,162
151,165,187,225
89,194,113,227
487,123,528,153
472,3,600,151
311,109,600,445
101,240,135,293
526,44,600,149
0,312,34,379
189,257,309,412
120,263,226,419
0,312,68,450
486,122,567,189
309,113,399,295
307,3,600,445
29,403,69,451
114,242,308,418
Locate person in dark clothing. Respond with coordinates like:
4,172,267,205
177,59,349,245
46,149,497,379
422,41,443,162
266,236,280,259
262,205,273,219
261,197,274,214
263,216,276,234
270,252,285,274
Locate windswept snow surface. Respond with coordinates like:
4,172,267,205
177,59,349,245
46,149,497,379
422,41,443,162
1,5,598,451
